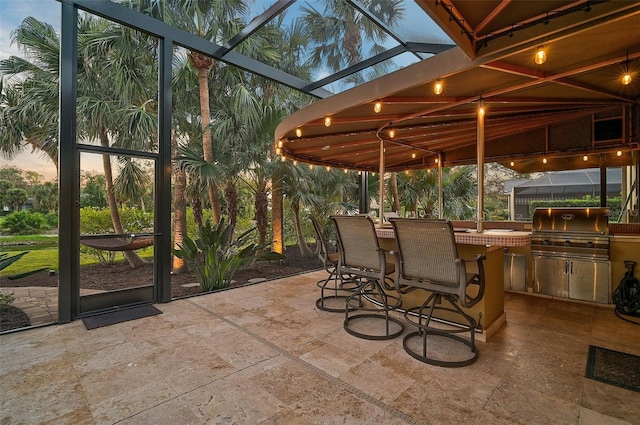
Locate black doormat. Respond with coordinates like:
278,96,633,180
82,305,162,330
585,345,640,393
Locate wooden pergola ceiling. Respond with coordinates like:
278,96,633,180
275,1,640,172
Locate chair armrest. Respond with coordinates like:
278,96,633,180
388,250,417,294
459,254,486,308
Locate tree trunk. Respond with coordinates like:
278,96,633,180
192,196,203,228
271,178,284,254
390,172,401,213
99,128,146,268
293,200,313,257
171,135,187,274
190,52,221,224
254,189,268,257
224,180,238,237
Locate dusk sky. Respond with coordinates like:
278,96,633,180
1,0,61,181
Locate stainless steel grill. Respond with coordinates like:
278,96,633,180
532,207,611,303
531,207,610,260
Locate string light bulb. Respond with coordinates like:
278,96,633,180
295,128,302,137
277,140,283,148
478,101,485,116
373,101,382,113
326,166,331,171
411,151,416,159
583,155,589,162
388,129,395,138
542,157,548,164
434,79,443,95
622,50,632,85
510,161,515,167
617,150,623,157
535,45,547,65
324,116,332,127
435,158,439,164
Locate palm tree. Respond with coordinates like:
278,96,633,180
0,17,60,169
301,0,404,85
160,0,249,224
78,16,159,267
397,166,476,219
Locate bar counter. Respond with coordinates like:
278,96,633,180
375,225,531,341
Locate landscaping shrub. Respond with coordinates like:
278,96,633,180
173,218,283,292
2,211,46,235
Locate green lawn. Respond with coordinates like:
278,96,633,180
1,246,154,277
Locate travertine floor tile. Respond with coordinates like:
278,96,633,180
2,274,639,425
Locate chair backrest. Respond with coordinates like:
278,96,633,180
330,215,381,271
310,216,331,264
391,218,463,287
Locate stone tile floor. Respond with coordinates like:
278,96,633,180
1,270,639,424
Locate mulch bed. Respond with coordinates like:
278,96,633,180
0,245,324,299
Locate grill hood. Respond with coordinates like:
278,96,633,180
532,207,610,236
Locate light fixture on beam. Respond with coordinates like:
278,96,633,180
478,100,485,116
617,150,623,157
295,128,302,137
411,151,416,159
324,116,332,127
583,155,589,162
534,45,547,65
373,101,382,113
388,129,395,138
622,50,632,85
433,79,443,95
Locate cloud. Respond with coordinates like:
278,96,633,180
0,0,60,61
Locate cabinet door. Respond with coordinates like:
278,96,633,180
569,260,611,303
533,256,568,297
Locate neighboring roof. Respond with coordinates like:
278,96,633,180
275,1,640,172
502,179,530,195
508,168,622,196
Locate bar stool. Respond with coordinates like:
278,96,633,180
331,215,404,340
311,216,356,312
390,218,485,367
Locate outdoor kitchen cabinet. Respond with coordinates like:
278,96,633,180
533,256,610,303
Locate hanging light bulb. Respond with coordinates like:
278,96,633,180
617,150,623,157
622,50,632,85
373,101,382,113
344,168,348,173
411,151,416,159
309,164,314,170
510,161,515,167
433,79,443,95
280,155,286,162
324,116,332,127
277,140,283,148
293,160,297,166
583,155,589,162
295,128,302,137
389,129,395,138
326,166,331,171
542,157,548,164
535,45,547,65
275,147,281,155
435,158,439,164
